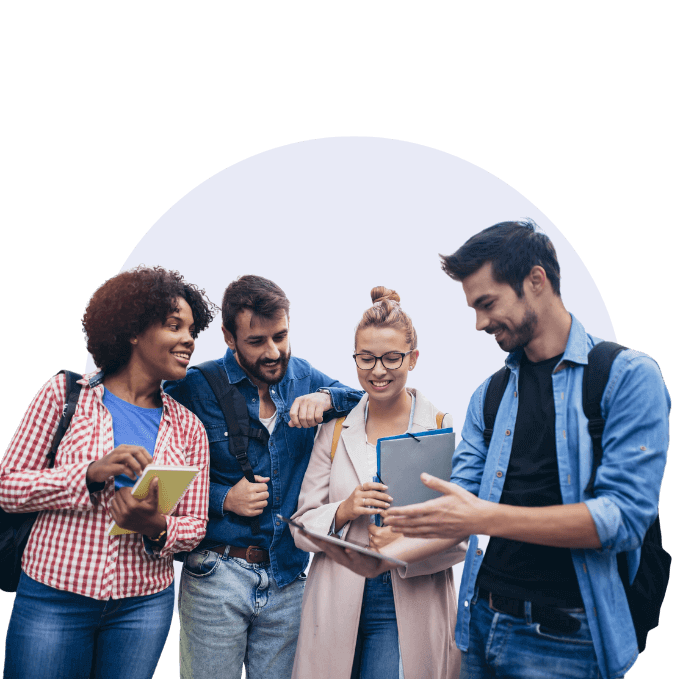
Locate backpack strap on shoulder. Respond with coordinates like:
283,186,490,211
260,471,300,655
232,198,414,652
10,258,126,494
194,361,264,535
483,367,510,448
582,341,626,495
436,411,445,429
330,417,346,461
47,370,83,468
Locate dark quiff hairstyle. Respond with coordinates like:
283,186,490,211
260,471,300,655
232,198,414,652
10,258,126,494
82,266,218,375
440,219,561,297
222,275,290,337
355,286,418,350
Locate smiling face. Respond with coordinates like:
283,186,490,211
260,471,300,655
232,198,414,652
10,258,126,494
223,309,291,387
354,325,418,405
130,297,196,381
462,261,539,353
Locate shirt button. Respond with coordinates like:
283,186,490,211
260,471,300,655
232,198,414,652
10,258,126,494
252,398,256,403
464,600,469,608
496,471,503,478
476,549,482,556
505,430,511,436
224,432,228,437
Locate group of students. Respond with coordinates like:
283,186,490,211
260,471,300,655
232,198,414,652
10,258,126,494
0,219,670,679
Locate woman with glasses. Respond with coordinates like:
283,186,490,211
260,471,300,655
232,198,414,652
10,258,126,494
0,266,215,679
290,287,467,679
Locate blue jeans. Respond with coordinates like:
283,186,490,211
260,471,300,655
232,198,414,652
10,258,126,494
460,588,600,679
351,571,404,679
4,572,174,679
179,549,306,679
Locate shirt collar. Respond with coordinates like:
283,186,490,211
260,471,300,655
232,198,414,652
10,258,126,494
222,346,252,385
504,312,588,372
85,369,172,416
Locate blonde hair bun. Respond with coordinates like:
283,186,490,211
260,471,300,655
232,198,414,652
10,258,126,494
370,286,400,305
356,286,417,350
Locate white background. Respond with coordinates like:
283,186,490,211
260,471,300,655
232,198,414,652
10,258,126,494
109,135,620,433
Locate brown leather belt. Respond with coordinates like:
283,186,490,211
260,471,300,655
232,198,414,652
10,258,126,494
210,545,269,564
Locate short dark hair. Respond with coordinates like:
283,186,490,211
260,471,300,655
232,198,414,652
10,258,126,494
440,219,561,297
82,266,218,375
221,275,290,338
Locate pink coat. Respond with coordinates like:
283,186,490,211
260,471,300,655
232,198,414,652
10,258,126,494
291,389,467,679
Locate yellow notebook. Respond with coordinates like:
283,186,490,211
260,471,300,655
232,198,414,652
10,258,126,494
107,464,200,536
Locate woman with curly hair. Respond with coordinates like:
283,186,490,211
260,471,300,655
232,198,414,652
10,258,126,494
0,266,217,679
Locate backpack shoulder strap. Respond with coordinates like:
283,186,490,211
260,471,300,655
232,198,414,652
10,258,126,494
436,411,446,429
47,370,83,468
194,361,264,534
583,341,627,495
330,417,346,461
483,366,510,448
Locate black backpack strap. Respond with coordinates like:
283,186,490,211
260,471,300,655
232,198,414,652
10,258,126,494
582,342,626,495
46,370,83,468
483,367,510,448
194,361,267,535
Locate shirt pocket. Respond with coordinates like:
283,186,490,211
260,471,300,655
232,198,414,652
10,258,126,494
153,443,187,467
204,425,260,471
55,415,98,466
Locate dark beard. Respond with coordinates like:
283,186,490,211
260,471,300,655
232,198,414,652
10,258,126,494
491,308,538,353
235,345,291,385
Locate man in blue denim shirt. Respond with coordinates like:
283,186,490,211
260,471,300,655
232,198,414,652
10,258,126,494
165,275,363,679
382,221,670,679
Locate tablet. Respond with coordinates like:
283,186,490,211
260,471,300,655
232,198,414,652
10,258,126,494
277,515,408,567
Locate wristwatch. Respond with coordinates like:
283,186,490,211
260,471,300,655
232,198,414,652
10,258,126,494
148,528,167,544
316,388,332,406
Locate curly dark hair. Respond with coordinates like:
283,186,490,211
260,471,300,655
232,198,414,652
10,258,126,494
82,266,218,375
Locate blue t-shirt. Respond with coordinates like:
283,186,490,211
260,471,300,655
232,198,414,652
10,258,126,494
103,388,163,489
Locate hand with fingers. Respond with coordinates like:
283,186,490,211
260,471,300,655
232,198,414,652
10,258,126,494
368,523,401,550
306,533,393,580
382,473,479,541
109,476,167,538
86,444,153,485
334,481,393,528
288,392,332,428
223,475,270,516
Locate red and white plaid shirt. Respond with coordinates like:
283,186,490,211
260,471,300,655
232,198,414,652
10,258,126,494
0,371,209,600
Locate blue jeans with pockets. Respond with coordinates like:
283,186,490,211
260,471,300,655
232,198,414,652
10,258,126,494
4,572,174,679
179,548,306,679
460,587,602,679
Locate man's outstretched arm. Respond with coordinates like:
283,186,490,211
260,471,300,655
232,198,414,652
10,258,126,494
382,474,601,549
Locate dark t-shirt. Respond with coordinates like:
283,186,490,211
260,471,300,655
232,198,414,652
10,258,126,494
476,352,583,607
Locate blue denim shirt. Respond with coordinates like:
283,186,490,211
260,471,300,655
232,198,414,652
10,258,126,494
452,315,669,679
164,348,364,587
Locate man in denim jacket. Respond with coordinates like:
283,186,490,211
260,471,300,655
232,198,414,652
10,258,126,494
165,275,363,679
383,221,670,679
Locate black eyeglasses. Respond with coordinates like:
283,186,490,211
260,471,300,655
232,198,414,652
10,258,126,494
353,350,414,370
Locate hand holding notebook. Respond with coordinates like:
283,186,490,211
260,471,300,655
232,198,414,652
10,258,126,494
107,464,200,536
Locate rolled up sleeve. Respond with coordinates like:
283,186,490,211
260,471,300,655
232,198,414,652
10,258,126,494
585,352,669,553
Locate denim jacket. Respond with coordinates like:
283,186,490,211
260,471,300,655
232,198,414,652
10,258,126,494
452,315,669,679
164,348,364,587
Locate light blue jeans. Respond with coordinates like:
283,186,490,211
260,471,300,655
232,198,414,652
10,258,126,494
5,572,174,679
460,588,600,679
179,549,306,679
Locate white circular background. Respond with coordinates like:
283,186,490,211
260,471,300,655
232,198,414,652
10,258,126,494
92,136,615,439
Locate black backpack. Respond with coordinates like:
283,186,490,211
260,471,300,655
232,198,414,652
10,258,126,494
194,361,270,536
0,371,82,592
482,342,670,653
